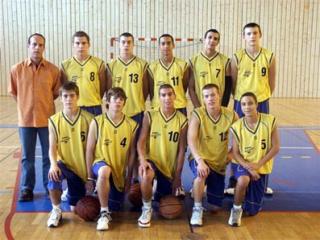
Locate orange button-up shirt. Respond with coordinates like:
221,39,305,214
9,58,61,127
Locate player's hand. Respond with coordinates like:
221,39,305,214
172,177,181,195
247,162,261,171
138,160,152,177
48,163,61,182
248,169,260,181
85,179,95,194
197,159,209,178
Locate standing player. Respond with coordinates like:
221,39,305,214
61,31,106,116
47,81,93,227
86,87,137,231
148,34,189,115
137,84,187,228
230,22,276,194
189,29,232,108
9,33,60,201
228,92,279,227
188,84,237,226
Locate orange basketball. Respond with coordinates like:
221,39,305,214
159,195,183,219
75,195,100,221
128,182,143,207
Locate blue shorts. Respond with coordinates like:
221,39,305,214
148,161,173,202
130,111,144,140
189,160,225,207
92,161,124,211
177,107,187,116
47,161,86,206
233,99,269,118
231,163,267,215
80,105,102,116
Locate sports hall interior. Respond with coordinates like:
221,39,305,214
0,0,319,239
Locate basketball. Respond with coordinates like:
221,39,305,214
75,195,100,221
128,182,143,207
159,195,183,219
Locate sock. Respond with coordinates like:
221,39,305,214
233,204,242,210
142,200,152,209
52,204,61,210
100,207,109,213
194,202,202,208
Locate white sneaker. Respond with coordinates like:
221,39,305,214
47,208,62,227
265,187,274,195
96,211,112,231
190,207,203,226
224,187,235,195
61,188,68,202
228,207,243,227
138,207,152,228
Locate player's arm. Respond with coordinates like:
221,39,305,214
105,63,112,93
137,113,152,176
48,121,61,182
125,130,137,192
8,69,17,101
221,60,232,107
52,70,61,100
269,56,276,94
142,66,149,101
182,65,190,92
98,63,107,98
85,119,98,192
60,67,68,84
226,112,239,163
147,69,154,101
230,56,238,96
172,123,188,192
187,114,209,178
188,65,201,108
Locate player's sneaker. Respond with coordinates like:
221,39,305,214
47,208,62,227
96,211,112,231
138,207,152,228
61,188,68,201
228,207,243,227
190,206,203,226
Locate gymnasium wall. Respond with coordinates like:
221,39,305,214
0,0,319,97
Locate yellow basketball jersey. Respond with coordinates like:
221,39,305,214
107,56,148,117
93,113,138,191
147,109,187,179
190,52,230,104
234,48,274,102
230,113,276,174
192,107,235,174
49,109,93,181
62,56,104,106
148,57,188,109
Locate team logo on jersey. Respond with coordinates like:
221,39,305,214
61,136,70,143
151,132,161,139
115,76,122,83
71,76,78,82
244,146,254,154
243,71,251,77
200,71,208,78
104,139,112,146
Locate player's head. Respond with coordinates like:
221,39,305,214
242,23,262,46
105,87,127,110
27,33,46,63
59,81,79,109
159,84,176,109
72,31,90,56
240,92,258,116
202,84,220,109
119,32,135,56
203,29,220,51
159,34,175,57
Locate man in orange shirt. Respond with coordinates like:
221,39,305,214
9,33,61,201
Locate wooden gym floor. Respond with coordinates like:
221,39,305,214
0,96,319,240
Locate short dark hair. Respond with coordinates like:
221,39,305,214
158,34,174,45
119,32,134,42
28,33,46,45
158,83,175,95
106,87,127,108
204,29,220,41
240,92,258,104
202,83,220,94
59,81,79,96
73,31,90,43
243,22,262,36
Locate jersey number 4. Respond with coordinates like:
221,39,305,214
120,137,127,147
